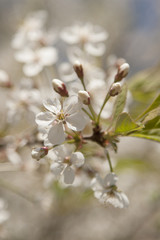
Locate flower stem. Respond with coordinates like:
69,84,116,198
80,77,96,121
105,150,113,172
82,108,94,120
96,93,110,125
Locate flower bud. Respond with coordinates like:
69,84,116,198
78,90,90,105
109,83,121,96
31,147,48,160
52,79,69,97
114,63,130,82
73,61,84,79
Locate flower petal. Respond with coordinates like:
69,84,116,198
48,123,65,145
23,63,43,77
70,152,85,167
43,98,61,113
66,111,88,131
36,112,55,127
63,166,75,184
103,172,118,188
50,162,64,177
38,47,58,66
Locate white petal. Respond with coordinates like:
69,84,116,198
43,98,61,113
36,112,55,127
50,162,64,177
60,27,80,44
48,123,65,145
23,63,43,77
85,42,106,56
63,166,75,184
89,25,108,42
116,191,129,208
70,152,85,167
63,96,81,115
103,172,118,188
38,47,58,66
6,148,21,165
66,111,88,131
14,48,35,63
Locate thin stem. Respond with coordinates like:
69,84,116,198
96,93,110,125
80,77,96,121
82,108,94,120
105,150,113,172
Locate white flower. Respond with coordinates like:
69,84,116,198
61,23,108,56
36,96,88,145
91,172,129,208
50,145,85,184
15,47,58,77
11,10,48,49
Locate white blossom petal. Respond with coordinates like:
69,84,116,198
48,123,65,145
60,27,80,44
66,111,88,131
38,47,58,66
103,172,118,188
63,166,75,184
14,48,35,63
50,162,64,177
43,98,61,113
85,42,106,56
70,152,85,167
36,112,55,126
23,62,43,77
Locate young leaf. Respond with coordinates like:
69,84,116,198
136,94,160,121
129,65,160,102
130,129,160,142
115,112,142,135
111,83,127,126
142,107,160,124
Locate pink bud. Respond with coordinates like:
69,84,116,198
78,90,90,105
115,63,130,82
73,61,84,79
31,147,48,160
52,79,69,97
109,83,121,96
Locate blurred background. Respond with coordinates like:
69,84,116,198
0,0,160,240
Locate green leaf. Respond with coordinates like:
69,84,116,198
115,112,143,135
143,107,160,124
130,129,160,142
111,83,127,126
136,94,160,121
129,65,160,102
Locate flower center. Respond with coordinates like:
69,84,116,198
57,110,65,121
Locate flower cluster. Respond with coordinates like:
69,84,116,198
0,10,134,210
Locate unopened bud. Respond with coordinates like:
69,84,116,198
73,61,84,79
109,83,121,96
78,90,90,105
52,79,69,97
31,147,48,160
114,63,130,82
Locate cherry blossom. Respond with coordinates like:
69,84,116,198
49,145,85,184
91,172,129,208
36,96,89,145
